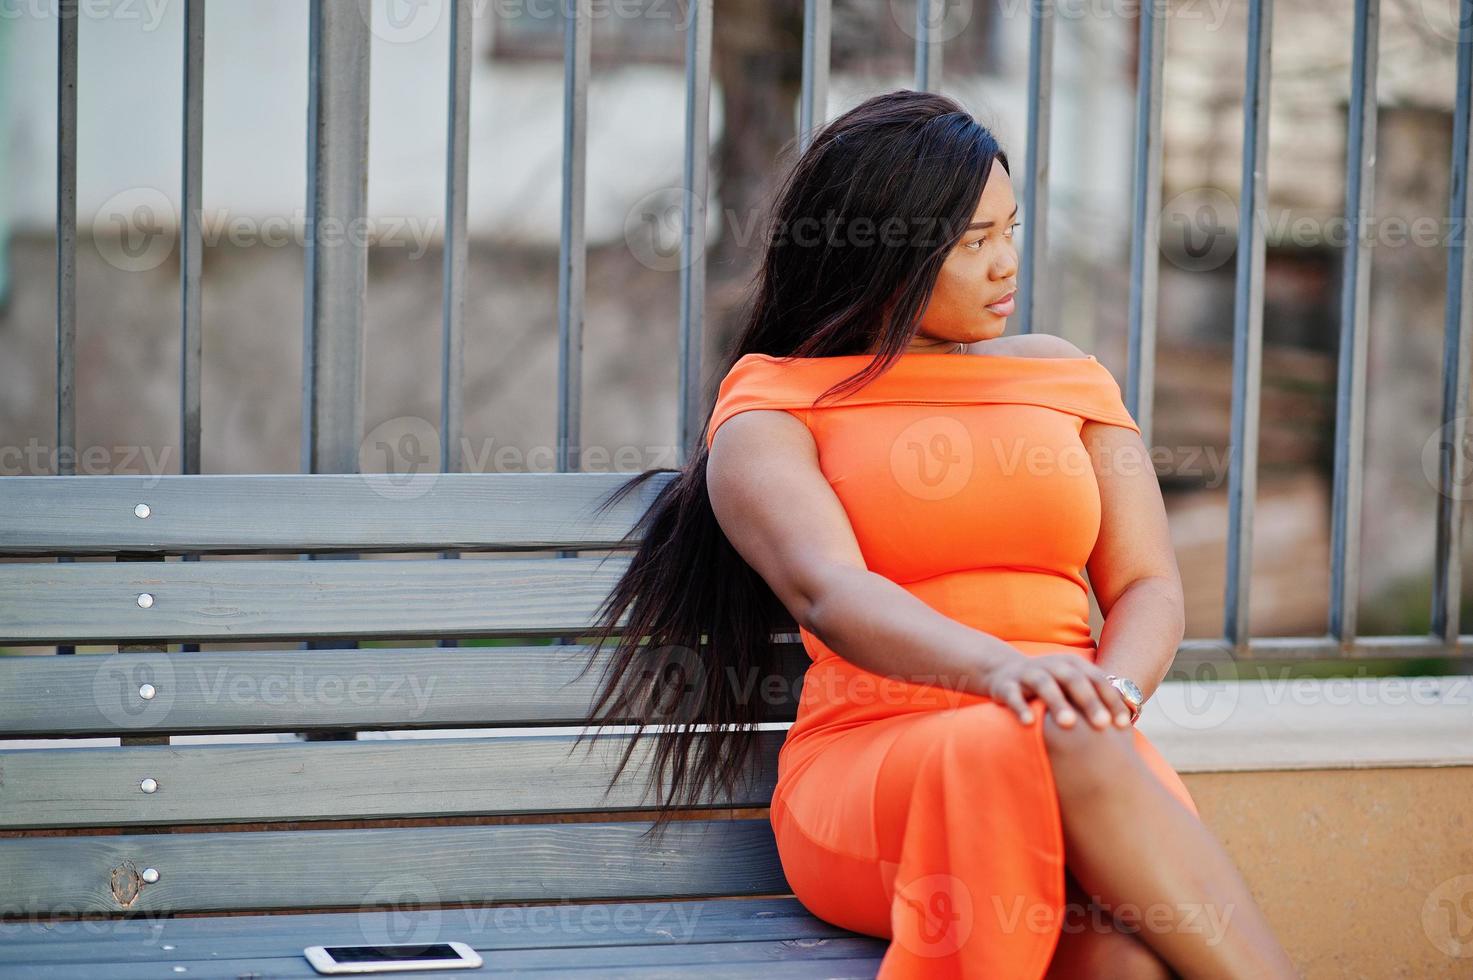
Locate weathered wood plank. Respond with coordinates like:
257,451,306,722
0,820,788,914
0,939,887,979
0,732,783,828
0,896,851,961
0,645,806,737
0,556,632,645
0,472,675,557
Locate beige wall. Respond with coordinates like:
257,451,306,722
1186,766,1473,979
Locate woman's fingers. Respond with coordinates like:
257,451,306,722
1087,672,1136,727
999,682,1035,724
1021,666,1078,726
990,676,1036,724
991,655,1139,731
1051,666,1116,730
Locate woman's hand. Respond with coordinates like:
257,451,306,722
980,652,1136,730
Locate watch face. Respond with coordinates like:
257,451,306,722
1117,678,1143,705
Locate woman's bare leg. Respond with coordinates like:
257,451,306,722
1046,867,1177,979
1040,712,1299,979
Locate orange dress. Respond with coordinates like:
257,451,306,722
705,350,1200,979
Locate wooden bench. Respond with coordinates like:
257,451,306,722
0,472,888,978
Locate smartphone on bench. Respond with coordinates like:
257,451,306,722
304,941,483,974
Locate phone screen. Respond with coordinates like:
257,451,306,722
323,944,464,963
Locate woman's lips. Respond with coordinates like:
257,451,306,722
985,291,1016,316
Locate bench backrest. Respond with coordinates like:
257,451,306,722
0,473,806,918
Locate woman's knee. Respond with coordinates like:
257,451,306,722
1039,708,1139,798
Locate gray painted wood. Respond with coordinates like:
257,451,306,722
0,644,806,737
0,896,854,960
0,820,788,914
1,962,886,980
0,940,886,979
0,556,633,645
0,731,783,828
0,898,886,976
0,460,813,974
0,472,672,557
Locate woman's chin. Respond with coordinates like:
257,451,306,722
970,322,1009,341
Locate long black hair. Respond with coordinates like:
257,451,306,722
572,88,1011,837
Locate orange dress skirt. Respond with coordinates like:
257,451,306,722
706,350,1200,979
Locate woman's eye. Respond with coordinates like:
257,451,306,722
966,221,1021,249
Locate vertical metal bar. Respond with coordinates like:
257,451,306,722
1124,0,1166,448
557,0,590,475
441,0,469,480
552,0,591,649
301,0,370,736
1328,0,1379,646
914,0,943,93
302,0,370,478
180,0,204,478
1222,0,1274,651
179,0,205,656
1432,0,1473,646
438,0,471,650
798,0,831,155
1016,0,1054,336
55,0,77,656
677,0,713,465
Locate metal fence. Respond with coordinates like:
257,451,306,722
28,0,1473,666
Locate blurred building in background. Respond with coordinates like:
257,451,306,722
0,0,1468,642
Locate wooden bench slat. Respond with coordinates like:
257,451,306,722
0,896,852,960
0,820,788,914
0,473,674,556
0,940,887,979
0,732,783,828
0,646,806,737
0,958,890,980
0,556,632,645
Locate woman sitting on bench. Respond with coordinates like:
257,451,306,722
577,88,1296,980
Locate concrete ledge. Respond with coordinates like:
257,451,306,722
1140,674,1473,771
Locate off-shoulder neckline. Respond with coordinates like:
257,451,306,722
738,351,1100,365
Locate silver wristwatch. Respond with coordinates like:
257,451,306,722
1105,674,1144,725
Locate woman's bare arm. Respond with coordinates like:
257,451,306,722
1082,418,1188,703
706,409,1020,698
